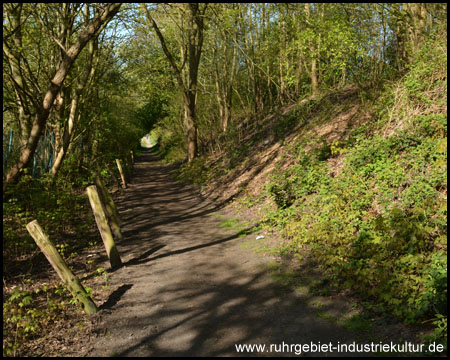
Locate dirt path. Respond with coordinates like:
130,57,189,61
82,151,417,357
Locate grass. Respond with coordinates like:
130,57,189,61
340,313,374,332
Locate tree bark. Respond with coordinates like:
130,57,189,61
51,7,98,177
183,91,198,162
305,3,319,98
143,4,206,162
3,4,33,148
3,3,122,196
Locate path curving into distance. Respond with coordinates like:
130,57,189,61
86,149,384,357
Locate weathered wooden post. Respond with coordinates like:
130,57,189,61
106,163,123,193
26,220,98,315
94,173,123,238
87,185,122,269
94,173,122,225
115,159,127,189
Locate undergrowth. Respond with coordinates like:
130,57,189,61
3,284,81,356
176,29,447,349
262,30,447,348
2,159,116,356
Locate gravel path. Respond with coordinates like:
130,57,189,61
85,150,409,357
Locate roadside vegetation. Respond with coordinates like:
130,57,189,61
176,28,447,349
3,3,446,356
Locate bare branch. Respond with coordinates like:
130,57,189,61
29,4,68,55
141,4,184,89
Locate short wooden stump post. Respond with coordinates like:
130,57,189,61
26,220,98,315
87,185,122,270
115,159,127,189
94,173,123,231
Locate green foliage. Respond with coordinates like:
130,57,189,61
2,4,448,355
3,167,98,277
3,284,75,356
134,95,169,133
267,112,447,321
340,313,374,332
315,139,332,161
416,253,447,318
261,32,447,346
176,157,209,184
95,104,143,167
422,315,447,351
330,140,349,156
268,145,329,209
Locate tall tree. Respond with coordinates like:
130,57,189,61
209,3,238,132
50,4,101,176
3,3,122,195
142,3,207,162
304,3,319,98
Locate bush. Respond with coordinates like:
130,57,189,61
263,30,447,346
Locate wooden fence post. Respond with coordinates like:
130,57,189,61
87,185,122,269
115,159,127,189
105,163,123,194
26,220,98,315
94,173,123,236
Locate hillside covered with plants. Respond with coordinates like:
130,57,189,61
157,4,448,349
3,3,447,356
187,29,447,347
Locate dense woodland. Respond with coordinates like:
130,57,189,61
3,3,447,356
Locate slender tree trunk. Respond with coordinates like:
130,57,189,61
3,3,122,196
279,5,286,104
143,3,206,162
305,3,319,98
51,92,78,175
3,5,32,148
213,42,226,132
183,91,198,162
51,6,97,177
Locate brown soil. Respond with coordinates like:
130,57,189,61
63,150,423,357
200,85,368,204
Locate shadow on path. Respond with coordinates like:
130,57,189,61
90,151,369,357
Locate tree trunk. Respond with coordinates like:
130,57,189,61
51,92,78,175
3,4,32,148
213,42,226,132
143,4,206,163
184,92,198,162
279,6,286,104
51,18,97,177
305,3,319,98
3,3,121,196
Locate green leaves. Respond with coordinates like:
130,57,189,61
134,95,169,133
3,282,85,356
260,33,447,340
